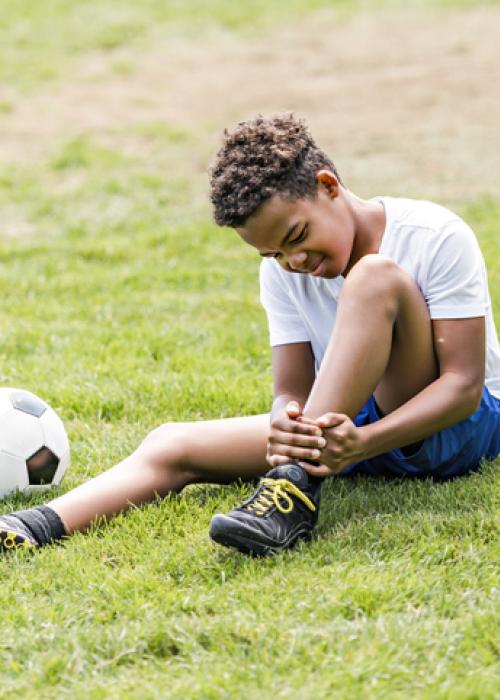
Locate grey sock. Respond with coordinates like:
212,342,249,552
13,506,67,546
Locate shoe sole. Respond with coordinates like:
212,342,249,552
0,528,36,553
209,514,312,556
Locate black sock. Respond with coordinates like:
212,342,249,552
13,506,67,546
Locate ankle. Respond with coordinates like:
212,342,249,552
13,505,67,546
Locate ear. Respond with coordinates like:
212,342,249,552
316,169,340,199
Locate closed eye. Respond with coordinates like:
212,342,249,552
290,224,308,245
262,224,308,258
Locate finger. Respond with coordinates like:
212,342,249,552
270,429,327,449
299,462,334,478
300,460,348,476
271,443,324,462
296,415,319,425
286,401,302,417
273,418,323,436
296,416,322,433
267,454,296,468
315,412,348,428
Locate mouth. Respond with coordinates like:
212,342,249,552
308,257,326,276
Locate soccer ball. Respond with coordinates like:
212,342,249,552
0,387,70,499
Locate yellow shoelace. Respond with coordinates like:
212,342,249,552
244,478,316,516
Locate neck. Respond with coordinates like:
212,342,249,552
343,191,386,276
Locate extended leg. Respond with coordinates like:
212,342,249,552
46,413,270,533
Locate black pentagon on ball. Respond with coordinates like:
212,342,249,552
10,390,48,418
27,447,59,485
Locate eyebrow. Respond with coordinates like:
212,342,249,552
259,222,299,257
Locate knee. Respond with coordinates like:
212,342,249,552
341,255,410,314
347,254,403,286
135,422,193,477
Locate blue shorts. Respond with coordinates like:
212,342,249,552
343,387,500,480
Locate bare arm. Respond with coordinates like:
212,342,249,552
270,341,316,419
266,342,327,467
360,316,485,457
301,317,486,475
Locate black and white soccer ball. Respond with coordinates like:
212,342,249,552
0,388,70,499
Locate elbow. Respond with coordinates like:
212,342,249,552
470,384,484,413
444,372,484,420
460,381,484,418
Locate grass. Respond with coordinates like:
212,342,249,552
0,1,499,698
2,0,499,88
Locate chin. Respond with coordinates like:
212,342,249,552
320,261,336,278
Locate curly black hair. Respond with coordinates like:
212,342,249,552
209,113,342,228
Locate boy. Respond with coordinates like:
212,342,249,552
1,113,499,556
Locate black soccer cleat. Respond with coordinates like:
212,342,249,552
0,515,38,553
209,463,322,556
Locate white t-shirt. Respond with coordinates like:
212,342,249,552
260,197,500,399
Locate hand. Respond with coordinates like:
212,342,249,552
266,401,327,469
297,412,367,477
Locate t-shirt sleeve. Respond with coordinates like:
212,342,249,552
425,221,488,320
259,259,310,346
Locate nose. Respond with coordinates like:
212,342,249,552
287,251,308,271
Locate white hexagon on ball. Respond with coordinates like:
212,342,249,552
0,451,29,496
0,410,45,460
0,387,70,499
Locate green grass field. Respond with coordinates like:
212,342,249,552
0,1,499,698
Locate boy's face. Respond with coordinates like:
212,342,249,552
236,172,355,278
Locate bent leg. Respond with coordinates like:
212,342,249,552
304,255,438,419
48,413,270,534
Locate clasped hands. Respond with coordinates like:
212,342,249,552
266,401,367,477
